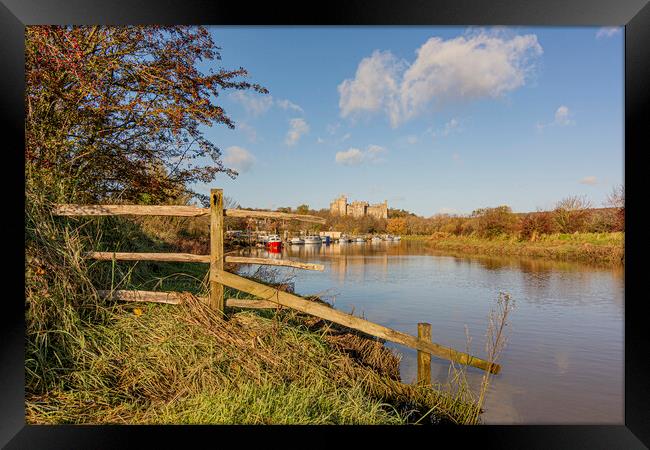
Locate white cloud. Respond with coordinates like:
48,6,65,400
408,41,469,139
406,135,419,144
537,105,575,130
335,148,365,165
335,145,387,166
285,118,310,146
223,146,255,173
338,50,404,126
338,30,543,127
366,144,387,162
317,137,325,144
452,152,462,162
276,99,304,113
231,93,304,117
596,27,621,39
438,207,458,215
579,176,598,185
554,105,573,125
230,92,273,116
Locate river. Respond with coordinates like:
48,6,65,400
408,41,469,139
237,239,624,424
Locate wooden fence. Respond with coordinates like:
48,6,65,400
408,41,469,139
54,188,500,379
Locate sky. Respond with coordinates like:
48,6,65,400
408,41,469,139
189,26,624,217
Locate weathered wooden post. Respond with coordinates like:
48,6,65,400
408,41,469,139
210,188,225,313
417,322,432,386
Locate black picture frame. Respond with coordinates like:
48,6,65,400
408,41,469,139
2,0,648,447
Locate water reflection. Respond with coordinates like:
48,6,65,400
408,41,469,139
237,240,624,424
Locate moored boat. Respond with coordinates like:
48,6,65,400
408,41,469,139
265,234,282,250
303,235,322,244
290,237,304,244
354,237,365,242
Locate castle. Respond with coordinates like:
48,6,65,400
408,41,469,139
329,195,388,219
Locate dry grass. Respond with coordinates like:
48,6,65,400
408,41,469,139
25,190,484,425
25,291,481,425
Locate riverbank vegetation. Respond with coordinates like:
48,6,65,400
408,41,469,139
274,189,624,264
424,231,623,265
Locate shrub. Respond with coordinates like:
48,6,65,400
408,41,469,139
605,185,624,232
585,210,618,233
471,206,518,238
519,211,556,241
440,217,466,236
553,196,592,233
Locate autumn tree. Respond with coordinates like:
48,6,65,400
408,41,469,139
553,196,592,233
387,217,407,235
25,25,267,204
296,204,310,215
604,185,625,232
471,206,518,238
519,210,556,240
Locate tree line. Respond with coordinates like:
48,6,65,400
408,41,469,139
264,188,624,239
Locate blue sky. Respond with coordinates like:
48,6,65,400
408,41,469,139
189,26,623,217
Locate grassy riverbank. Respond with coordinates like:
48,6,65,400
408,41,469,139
403,232,624,265
26,194,486,425
27,293,482,425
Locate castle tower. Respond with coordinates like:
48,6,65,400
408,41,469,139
330,195,348,216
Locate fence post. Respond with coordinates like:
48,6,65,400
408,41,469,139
417,323,432,386
210,188,224,313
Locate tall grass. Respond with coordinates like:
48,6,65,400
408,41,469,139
472,292,515,423
26,190,488,425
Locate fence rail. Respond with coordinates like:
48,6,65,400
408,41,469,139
54,188,501,379
98,290,279,309
212,269,500,374
53,204,326,224
85,252,324,271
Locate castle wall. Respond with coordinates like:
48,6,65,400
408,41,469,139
330,196,387,219
367,200,388,219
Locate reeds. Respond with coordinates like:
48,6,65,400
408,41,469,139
429,291,516,425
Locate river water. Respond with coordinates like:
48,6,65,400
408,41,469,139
237,240,624,424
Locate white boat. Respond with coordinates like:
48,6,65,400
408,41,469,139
371,236,382,242
384,235,393,241
393,235,401,241
354,237,365,242
290,237,304,244
303,235,322,244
